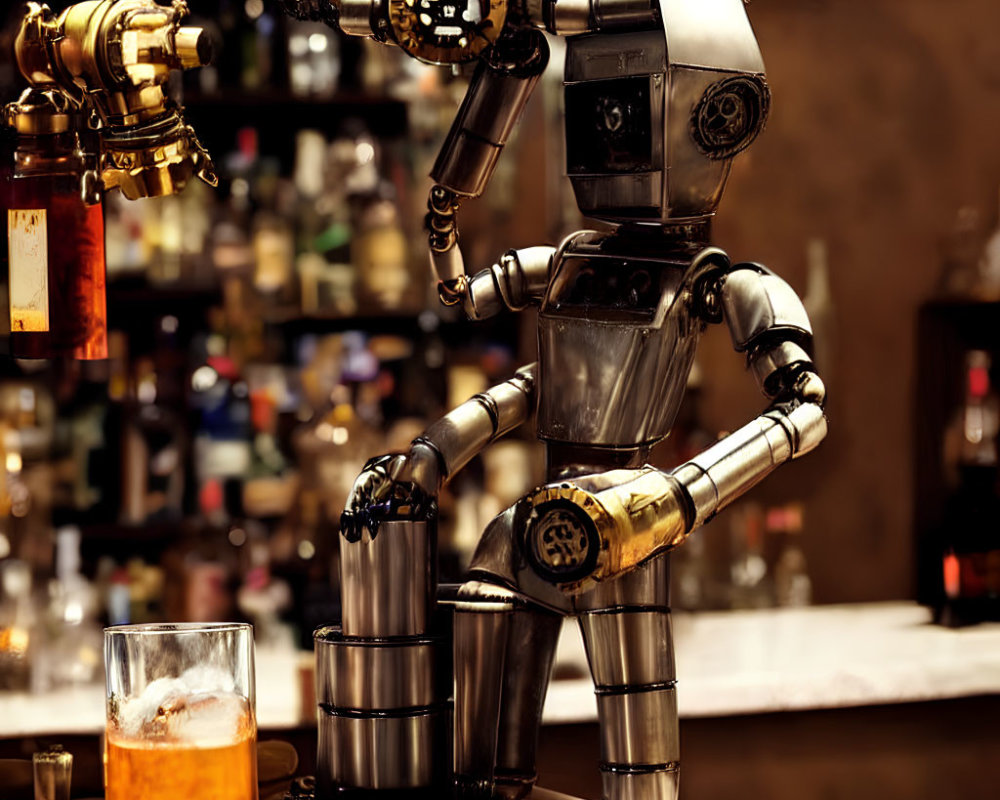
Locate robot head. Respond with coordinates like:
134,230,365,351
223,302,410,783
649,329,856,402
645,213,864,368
564,0,770,225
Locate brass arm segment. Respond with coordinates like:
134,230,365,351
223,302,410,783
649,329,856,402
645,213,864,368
523,389,827,594
14,0,216,199
523,467,690,595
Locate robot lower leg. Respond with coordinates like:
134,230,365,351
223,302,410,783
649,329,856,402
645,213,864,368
576,556,679,800
453,580,563,800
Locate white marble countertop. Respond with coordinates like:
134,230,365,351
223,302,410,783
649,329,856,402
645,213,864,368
544,601,1000,723
2,602,999,737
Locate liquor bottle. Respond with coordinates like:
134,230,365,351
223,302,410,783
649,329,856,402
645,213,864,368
36,526,102,689
4,90,107,360
803,238,836,380
119,355,186,525
728,502,771,609
287,19,340,99
0,559,33,691
939,350,1000,624
163,478,236,623
978,186,1000,298
769,503,812,607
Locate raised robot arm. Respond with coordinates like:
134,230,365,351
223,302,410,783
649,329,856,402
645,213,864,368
277,0,552,309
522,262,828,594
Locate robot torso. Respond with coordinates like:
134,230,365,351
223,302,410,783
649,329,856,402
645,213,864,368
536,229,715,450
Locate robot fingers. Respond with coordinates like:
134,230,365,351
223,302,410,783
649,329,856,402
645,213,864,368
341,453,438,541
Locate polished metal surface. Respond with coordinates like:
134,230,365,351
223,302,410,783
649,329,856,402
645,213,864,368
432,34,548,197
550,0,592,34
433,133,501,200
569,174,665,222
579,610,674,688
454,585,562,796
430,240,467,284
493,604,562,780
320,0,830,790
670,396,827,528
315,628,445,710
563,29,666,81
601,767,680,800
420,367,535,482
537,233,700,447
768,400,828,458
524,468,688,591
453,593,513,780
574,555,670,611
660,0,763,72
721,268,814,353
338,0,376,36
13,0,216,200
467,270,507,320
670,416,790,528
592,0,658,30
662,66,735,219
317,707,445,790
465,247,556,320
421,397,497,479
505,247,558,306
750,340,812,397
562,0,768,223
339,519,433,637
596,687,679,764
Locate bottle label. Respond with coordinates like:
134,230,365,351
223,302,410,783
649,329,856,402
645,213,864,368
7,209,50,332
946,549,1000,599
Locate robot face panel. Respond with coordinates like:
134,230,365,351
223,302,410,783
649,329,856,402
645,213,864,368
565,77,658,178
564,0,769,224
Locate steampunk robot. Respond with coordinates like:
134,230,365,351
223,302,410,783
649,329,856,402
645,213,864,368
7,1,828,798
293,1,831,799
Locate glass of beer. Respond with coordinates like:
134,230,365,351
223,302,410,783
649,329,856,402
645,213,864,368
103,623,258,800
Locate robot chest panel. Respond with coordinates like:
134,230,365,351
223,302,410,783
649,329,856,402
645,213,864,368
536,250,702,447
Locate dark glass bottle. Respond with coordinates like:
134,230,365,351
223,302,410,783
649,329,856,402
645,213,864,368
939,350,1000,624
5,90,107,360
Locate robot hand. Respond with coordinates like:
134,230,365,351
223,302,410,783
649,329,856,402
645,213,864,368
341,365,536,540
340,447,440,541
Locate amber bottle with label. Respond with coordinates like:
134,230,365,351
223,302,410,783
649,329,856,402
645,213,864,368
4,90,107,360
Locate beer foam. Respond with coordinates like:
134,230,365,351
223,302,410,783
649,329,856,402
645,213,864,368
117,665,243,744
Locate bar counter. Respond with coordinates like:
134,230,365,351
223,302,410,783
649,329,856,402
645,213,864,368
2,602,999,800
2,602,999,736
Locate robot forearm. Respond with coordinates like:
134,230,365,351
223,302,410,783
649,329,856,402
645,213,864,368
523,381,826,592
415,364,537,487
343,365,537,534
670,381,826,530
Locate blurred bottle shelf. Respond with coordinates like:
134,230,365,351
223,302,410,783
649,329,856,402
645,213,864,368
107,279,418,327
182,91,408,136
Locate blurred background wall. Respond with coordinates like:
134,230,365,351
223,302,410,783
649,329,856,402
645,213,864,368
691,0,1000,603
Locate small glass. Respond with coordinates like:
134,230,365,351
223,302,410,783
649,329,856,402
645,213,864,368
103,623,258,800
33,745,72,800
